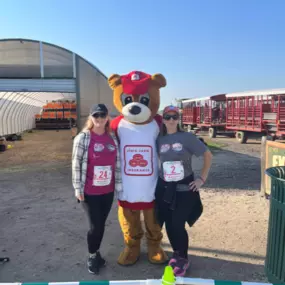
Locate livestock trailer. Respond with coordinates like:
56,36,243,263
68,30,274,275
180,94,227,138
225,88,285,143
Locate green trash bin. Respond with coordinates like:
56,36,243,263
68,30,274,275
265,166,285,284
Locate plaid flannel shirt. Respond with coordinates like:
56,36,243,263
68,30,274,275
71,130,123,197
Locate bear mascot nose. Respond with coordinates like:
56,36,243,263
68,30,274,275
129,105,141,115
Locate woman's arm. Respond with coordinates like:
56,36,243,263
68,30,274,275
185,133,213,190
189,150,212,191
72,133,85,199
199,150,212,183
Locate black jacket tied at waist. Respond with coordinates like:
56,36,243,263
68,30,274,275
155,174,203,227
161,174,194,210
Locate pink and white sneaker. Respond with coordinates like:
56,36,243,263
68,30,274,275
168,251,179,268
173,257,190,277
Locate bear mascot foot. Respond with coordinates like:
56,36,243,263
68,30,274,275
143,209,169,264
117,244,141,266
148,243,168,264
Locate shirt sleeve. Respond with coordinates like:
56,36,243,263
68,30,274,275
111,132,123,193
185,132,208,157
155,137,160,154
71,133,85,196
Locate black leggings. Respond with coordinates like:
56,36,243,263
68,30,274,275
81,192,114,254
155,179,202,259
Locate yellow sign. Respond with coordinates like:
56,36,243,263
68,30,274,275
265,141,285,195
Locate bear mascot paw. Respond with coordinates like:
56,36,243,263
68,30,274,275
108,71,168,266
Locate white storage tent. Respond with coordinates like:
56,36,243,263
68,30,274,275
0,39,118,136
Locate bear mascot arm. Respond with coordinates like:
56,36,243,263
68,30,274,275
108,71,168,266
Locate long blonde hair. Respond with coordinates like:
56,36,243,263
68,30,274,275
82,115,111,133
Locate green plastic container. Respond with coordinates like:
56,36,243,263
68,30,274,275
265,166,285,284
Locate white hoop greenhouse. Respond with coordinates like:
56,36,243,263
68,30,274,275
0,38,117,137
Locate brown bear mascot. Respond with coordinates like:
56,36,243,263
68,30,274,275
108,71,168,266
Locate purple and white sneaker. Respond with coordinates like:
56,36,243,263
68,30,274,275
168,251,179,268
173,257,190,277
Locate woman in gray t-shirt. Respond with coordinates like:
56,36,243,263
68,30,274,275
155,105,212,277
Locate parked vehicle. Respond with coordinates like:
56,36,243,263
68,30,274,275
226,88,285,143
179,94,227,138
178,88,285,143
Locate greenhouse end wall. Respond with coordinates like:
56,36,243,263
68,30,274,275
76,56,118,130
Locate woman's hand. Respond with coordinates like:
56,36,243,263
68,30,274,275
76,194,85,201
189,150,212,192
189,178,204,192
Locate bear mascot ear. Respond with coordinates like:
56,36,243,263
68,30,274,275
108,74,121,90
151,73,167,88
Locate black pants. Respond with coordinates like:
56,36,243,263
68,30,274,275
155,178,202,259
81,192,114,254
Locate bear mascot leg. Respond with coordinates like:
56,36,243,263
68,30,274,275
143,208,168,264
117,206,143,265
117,206,168,265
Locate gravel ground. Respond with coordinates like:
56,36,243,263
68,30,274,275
0,130,269,283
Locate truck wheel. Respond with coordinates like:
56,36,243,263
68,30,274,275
236,131,248,144
209,128,217,138
266,135,276,141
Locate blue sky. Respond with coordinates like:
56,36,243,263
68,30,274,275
1,0,285,108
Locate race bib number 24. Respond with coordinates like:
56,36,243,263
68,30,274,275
93,165,112,186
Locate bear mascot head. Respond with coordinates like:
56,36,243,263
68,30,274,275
107,70,168,266
108,71,166,124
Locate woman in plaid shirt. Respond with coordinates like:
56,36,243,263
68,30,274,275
72,104,122,275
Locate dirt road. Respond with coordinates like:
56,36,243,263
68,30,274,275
0,130,269,283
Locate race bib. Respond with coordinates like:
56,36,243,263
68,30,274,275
93,165,112,186
124,145,153,176
163,161,184,182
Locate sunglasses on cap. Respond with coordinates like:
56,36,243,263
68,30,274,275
92,112,107,119
163,114,179,120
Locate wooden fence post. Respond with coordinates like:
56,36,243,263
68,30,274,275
260,136,267,197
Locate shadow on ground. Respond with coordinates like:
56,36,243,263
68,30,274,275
163,250,266,282
193,147,261,191
0,250,266,283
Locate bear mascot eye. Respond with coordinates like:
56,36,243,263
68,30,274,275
139,94,150,106
121,94,133,106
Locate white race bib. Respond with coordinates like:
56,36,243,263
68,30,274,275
163,161,184,182
93,165,112,186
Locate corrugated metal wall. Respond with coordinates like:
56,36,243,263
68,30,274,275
0,39,117,136
0,79,76,92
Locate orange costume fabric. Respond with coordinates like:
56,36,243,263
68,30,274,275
108,71,168,266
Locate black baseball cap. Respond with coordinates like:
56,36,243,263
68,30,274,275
90,104,108,116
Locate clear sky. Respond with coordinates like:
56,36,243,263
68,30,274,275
1,0,285,108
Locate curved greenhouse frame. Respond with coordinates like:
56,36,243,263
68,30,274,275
0,38,116,136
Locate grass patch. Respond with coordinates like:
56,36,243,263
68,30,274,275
205,140,227,151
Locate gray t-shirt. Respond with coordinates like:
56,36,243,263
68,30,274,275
157,131,208,186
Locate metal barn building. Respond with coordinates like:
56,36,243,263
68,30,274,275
0,38,117,137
